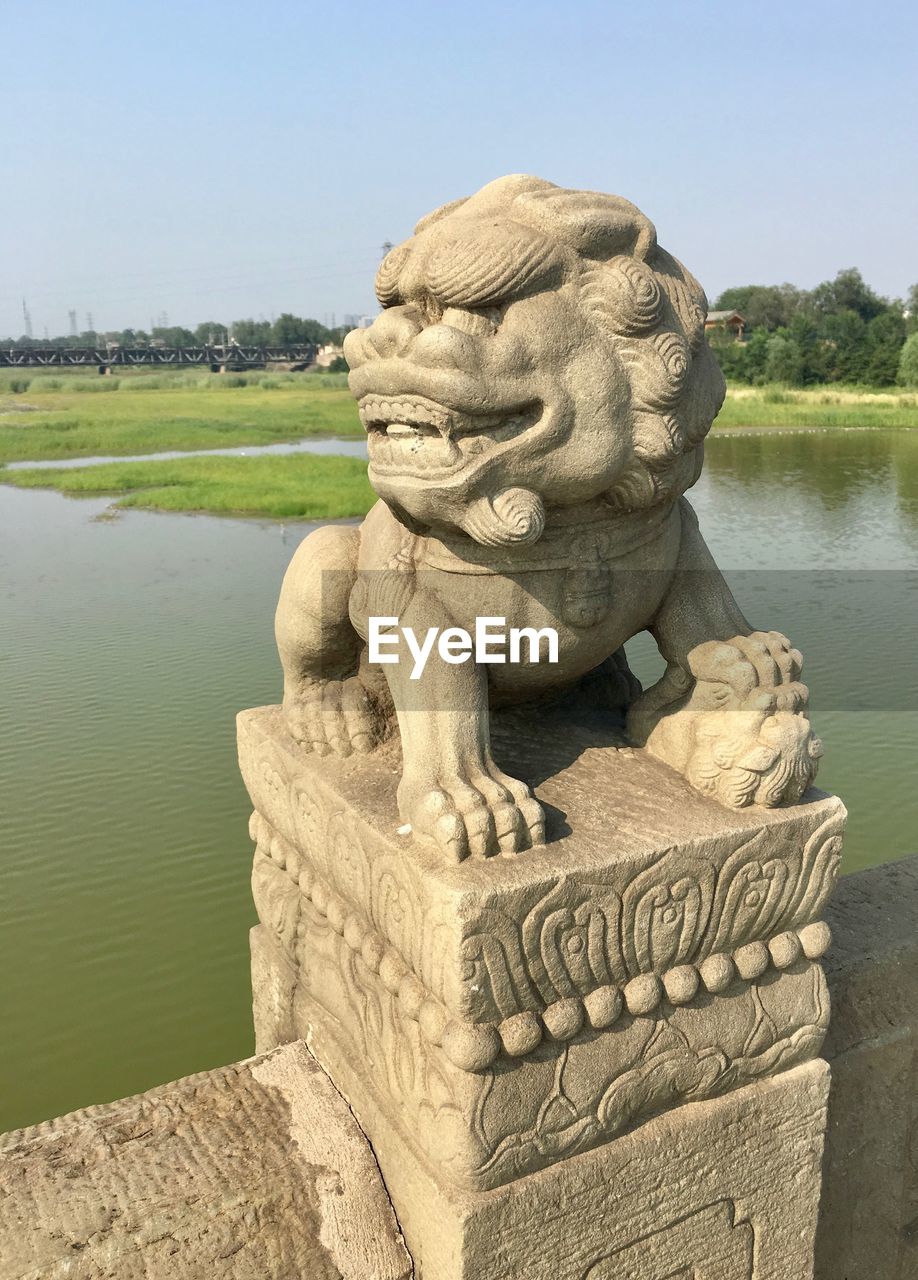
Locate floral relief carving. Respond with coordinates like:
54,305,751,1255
459,814,842,1020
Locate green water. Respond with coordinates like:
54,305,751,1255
1,428,917,1132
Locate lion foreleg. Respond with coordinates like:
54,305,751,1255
275,525,385,756
627,500,821,807
383,587,545,861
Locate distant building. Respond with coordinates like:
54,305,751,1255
342,313,378,331
315,344,345,368
704,310,745,340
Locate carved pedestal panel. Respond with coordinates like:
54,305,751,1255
240,703,843,1276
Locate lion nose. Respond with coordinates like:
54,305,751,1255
345,307,422,369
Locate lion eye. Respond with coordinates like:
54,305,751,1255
441,306,500,337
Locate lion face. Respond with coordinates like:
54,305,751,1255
344,176,725,546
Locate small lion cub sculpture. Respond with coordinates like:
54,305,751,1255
276,176,820,861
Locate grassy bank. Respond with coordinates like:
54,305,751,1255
3,372,917,470
0,369,360,464
715,385,918,429
3,374,917,519
3,452,375,519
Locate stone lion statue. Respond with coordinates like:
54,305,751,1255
275,176,820,860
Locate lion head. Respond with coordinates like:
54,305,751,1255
344,175,725,546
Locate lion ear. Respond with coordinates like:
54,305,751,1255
511,189,657,262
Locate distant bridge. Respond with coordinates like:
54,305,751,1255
0,343,319,371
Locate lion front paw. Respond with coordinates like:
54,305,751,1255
283,676,385,758
630,631,822,808
687,631,810,715
399,760,546,861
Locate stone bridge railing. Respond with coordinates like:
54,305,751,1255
2,854,915,1279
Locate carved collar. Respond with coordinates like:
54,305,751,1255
418,501,677,574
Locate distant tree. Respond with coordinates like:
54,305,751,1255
269,315,343,346
194,321,226,345
230,319,272,345
151,325,195,347
714,283,803,332
822,310,869,383
326,355,349,373
706,324,748,381
764,332,804,384
786,313,828,385
864,310,906,385
306,319,333,344
741,328,770,383
111,327,146,346
272,313,308,345
897,333,918,387
811,268,887,323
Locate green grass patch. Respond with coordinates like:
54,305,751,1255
2,453,375,519
0,374,361,464
715,384,918,429
3,372,916,471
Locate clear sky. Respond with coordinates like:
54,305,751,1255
3,0,916,338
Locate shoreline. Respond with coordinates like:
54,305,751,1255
3,421,916,521
2,419,917,475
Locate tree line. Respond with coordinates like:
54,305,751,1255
6,270,918,388
1,314,352,351
709,270,918,387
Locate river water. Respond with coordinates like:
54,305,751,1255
1,428,916,1130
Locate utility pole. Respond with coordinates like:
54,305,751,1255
22,298,33,339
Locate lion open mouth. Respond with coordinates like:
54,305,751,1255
359,394,538,477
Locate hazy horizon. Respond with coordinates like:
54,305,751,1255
4,0,916,338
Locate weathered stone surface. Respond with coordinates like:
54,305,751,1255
817,854,918,1280
274,176,821,866
352,1060,830,1280
0,1042,411,1280
241,701,841,1193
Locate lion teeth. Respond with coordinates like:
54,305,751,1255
361,396,542,477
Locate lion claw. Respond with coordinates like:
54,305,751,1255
401,763,545,861
283,676,383,758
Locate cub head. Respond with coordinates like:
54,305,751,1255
344,175,725,546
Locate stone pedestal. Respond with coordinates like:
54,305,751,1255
239,702,843,1278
